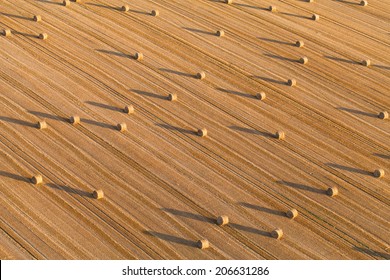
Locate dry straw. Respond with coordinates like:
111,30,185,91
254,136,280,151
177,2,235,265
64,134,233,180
269,6,277,12
216,30,225,37
216,215,229,226
225,0,233,4
63,0,70,6
168,93,177,101
288,79,297,87
378,111,388,119
373,169,385,178
326,187,338,197
256,92,266,100
197,128,208,137
151,10,159,16
299,57,308,64
286,209,298,219
124,105,134,114
2,29,11,37
197,239,209,249
31,175,43,185
296,40,304,48
117,123,127,132
93,189,104,199
37,120,47,129
70,116,80,125
121,5,129,12
275,131,285,140
362,59,371,67
39,33,48,40
135,52,143,61
312,14,320,21
33,15,42,22
271,228,283,239
360,0,368,6
197,71,206,80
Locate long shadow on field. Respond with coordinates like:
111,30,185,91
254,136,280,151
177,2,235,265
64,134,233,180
161,208,215,224
128,9,151,16
277,180,326,194
216,88,256,99
95,49,132,58
279,12,312,20
132,89,167,100
229,126,275,138
337,107,378,118
0,116,37,128
143,231,198,248
373,153,390,160
334,0,361,5
37,0,63,6
0,171,31,183
238,202,286,217
11,31,40,38
258,37,296,46
28,111,68,122
182,27,216,36
86,101,123,112
251,76,288,85
324,55,360,65
81,119,117,130
230,223,270,237
0,13,33,21
156,123,196,135
86,3,120,10
159,68,196,78
326,163,373,176
46,183,93,198
353,246,390,259
234,3,268,11
264,53,298,63
372,64,390,70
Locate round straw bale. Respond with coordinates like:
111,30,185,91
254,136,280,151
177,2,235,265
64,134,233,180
216,30,225,37
168,93,177,101
197,71,206,80
37,120,47,129
286,209,298,219
256,92,266,100
197,128,208,137
151,10,159,16
362,59,371,67
271,228,283,239
225,0,233,4
93,189,104,199
134,52,143,61
197,239,209,249
216,215,229,226
307,0,314,2
124,105,134,114
326,187,338,197
2,29,11,37
121,5,129,12
39,33,48,40
117,123,127,132
360,0,368,6
287,79,297,87
378,111,389,119
70,116,80,125
33,15,42,22
373,169,385,178
74,0,82,2
31,174,43,185
63,0,70,6
312,14,320,21
295,40,304,48
299,57,309,64
275,131,285,140
269,6,277,12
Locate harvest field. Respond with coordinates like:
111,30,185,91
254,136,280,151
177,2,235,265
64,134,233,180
0,0,389,260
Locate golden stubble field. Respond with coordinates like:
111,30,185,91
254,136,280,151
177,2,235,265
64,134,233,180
0,0,389,259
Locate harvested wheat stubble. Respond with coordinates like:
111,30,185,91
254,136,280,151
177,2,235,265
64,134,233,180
134,52,143,61
275,131,285,140
197,128,208,137
378,111,389,119
124,105,134,114
269,6,277,12
360,0,368,6
286,209,298,219
33,15,42,22
39,33,48,40
93,189,104,199
63,0,70,6
296,40,304,48
31,175,43,185
197,239,210,249
121,5,129,12
37,120,47,129
196,71,206,80
288,79,297,87
151,10,159,17
216,215,229,226
256,92,266,100
326,187,338,197
2,29,11,37
373,169,385,178
312,14,320,21
216,30,225,37
69,116,80,125
117,123,127,132
225,0,233,4
168,93,177,101
271,228,283,239
362,59,371,67
299,57,309,64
